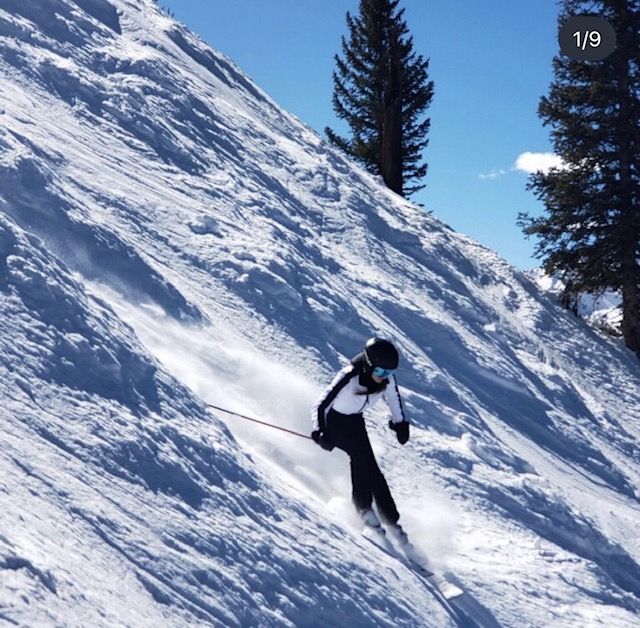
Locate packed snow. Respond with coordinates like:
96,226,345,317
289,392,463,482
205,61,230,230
1,1,640,626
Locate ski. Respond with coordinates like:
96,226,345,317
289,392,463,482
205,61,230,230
362,526,463,600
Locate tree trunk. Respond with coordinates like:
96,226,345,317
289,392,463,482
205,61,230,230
620,263,640,356
381,32,403,196
615,1,640,357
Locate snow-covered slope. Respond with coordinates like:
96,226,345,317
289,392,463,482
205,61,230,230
1,1,640,626
531,269,624,335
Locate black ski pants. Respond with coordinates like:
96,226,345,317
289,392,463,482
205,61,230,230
327,409,400,524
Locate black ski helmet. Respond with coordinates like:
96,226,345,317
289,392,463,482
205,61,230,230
364,338,399,370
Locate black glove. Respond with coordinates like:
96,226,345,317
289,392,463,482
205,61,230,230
311,430,335,451
389,420,410,445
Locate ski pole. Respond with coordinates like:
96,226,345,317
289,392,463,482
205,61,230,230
206,403,313,440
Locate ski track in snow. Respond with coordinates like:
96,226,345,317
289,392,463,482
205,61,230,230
1,0,640,626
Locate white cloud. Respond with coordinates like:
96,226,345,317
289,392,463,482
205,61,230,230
479,152,566,181
514,152,565,175
478,168,508,180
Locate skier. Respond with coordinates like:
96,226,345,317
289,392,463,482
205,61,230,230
311,337,410,539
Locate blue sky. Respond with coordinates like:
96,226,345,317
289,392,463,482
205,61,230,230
162,0,562,270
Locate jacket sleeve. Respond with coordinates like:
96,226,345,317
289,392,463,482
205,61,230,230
383,374,407,425
311,365,356,431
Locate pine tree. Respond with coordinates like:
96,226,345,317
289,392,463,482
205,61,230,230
325,0,433,198
518,0,640,357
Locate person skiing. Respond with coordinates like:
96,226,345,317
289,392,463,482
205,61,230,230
311,337,410,539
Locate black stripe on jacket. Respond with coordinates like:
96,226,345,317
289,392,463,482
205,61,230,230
316,367,358,431
390,376,407,423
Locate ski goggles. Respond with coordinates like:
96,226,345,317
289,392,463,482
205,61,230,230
372,366,395,378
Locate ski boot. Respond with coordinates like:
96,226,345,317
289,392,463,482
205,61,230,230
359,508,383,533
386,522,409,546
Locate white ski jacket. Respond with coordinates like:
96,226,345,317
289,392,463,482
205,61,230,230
312,364,406,431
